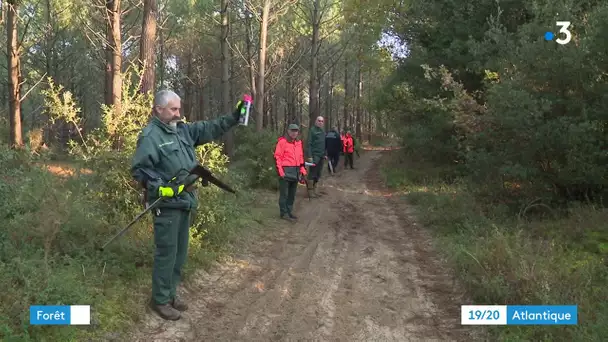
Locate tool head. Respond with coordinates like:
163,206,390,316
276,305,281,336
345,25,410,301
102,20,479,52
189,165,236,194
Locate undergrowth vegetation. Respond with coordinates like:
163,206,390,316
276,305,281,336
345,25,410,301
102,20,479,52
382,154,608,341
0,73,278,341
378,1,608,340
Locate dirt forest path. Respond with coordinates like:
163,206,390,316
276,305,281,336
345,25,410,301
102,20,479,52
129,149,474,342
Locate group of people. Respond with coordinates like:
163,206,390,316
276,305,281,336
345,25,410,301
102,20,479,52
273,115,359,221
130,89,359,321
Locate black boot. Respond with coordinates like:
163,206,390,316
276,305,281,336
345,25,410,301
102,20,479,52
281,214,296,221
308,185,318,198
313,182,322,197
171,296,189,311
150,300,181,320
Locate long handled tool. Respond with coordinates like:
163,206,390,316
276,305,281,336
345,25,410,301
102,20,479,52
327,157,334,175
302,161,316,201
99,165,236,251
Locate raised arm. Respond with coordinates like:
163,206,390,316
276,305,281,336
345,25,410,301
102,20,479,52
186,114,238,146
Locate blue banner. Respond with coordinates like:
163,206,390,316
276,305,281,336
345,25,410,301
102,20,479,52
30,305,70,325
506,305,577,325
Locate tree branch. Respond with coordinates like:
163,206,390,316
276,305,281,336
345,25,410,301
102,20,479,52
20,72,48,102
17,2,35,48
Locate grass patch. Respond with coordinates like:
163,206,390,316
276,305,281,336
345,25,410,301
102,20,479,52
381,151,608,342
0,148,278,341
365,134,395,147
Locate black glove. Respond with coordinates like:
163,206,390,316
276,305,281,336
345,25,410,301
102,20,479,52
232,100,245,121
201,178,209,187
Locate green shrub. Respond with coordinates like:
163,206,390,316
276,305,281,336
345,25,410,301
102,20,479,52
233,126,281,189
0,72,276,341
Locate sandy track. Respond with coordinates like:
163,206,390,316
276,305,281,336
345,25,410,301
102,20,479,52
129,150,474,342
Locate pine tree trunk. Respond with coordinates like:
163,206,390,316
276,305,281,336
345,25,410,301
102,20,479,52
7,0,23,147
356,57,362,139
308,0,320,128
255,0,270,131
105,0,122,114
220,0,233,155
139,0,157,94
343,58,349,131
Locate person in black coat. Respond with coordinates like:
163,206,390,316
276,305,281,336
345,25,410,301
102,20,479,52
325,127,342,174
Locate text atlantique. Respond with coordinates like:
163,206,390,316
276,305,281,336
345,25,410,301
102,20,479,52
511,310,572,323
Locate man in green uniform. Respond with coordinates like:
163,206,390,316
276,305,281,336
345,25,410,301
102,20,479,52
131,89,244,321
306,116,326,198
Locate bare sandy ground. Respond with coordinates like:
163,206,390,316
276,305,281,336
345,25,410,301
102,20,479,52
128,150,475,341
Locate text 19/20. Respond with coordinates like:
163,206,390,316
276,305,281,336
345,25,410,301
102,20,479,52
469,309,500,320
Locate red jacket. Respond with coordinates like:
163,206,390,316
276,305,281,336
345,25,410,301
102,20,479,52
274,136,307,178
343,134,354,153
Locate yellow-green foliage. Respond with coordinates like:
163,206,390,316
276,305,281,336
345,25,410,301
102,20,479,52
0,72,274,341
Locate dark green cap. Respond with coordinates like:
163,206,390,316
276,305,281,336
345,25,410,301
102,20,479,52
288,124,299,130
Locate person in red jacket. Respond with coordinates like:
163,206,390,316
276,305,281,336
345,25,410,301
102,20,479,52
343,129,356,169
274,124,307,221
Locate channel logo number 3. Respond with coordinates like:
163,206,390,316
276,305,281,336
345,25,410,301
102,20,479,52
555,21,572,45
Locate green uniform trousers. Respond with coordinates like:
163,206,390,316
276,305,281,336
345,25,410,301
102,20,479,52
308,157,324,183
278,178,298,216
152,208,192,305
344,152,354,169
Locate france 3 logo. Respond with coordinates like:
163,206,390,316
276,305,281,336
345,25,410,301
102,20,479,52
544,21,572,45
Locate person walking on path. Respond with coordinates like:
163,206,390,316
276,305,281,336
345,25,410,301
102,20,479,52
325,126,342,174
274,124,307,221
131,89,245,321
306,116,326,198
342,128,358,169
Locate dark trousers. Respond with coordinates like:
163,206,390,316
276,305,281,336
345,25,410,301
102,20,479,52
152,208,192,305
307,158,324,184
327,153,340,173
344,153,354,169
279,178,298,216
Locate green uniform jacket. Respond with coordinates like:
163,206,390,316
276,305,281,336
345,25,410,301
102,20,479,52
306,125,326,163
131,115,237,210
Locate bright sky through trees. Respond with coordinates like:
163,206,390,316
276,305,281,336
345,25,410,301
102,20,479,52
378,31,408,59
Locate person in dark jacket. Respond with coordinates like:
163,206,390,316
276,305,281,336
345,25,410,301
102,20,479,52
305,116,326,197
325,127,342,174
274,124,307,221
